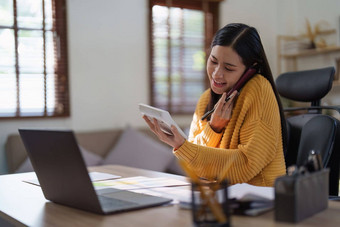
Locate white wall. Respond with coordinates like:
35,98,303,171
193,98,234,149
295,0,340,40
67,0,150,131
1,0,339,174
219,0,279,75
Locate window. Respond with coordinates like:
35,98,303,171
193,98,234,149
149,0,220,114
0,0,69,118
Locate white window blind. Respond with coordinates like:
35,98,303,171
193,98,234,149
0,0,69,118
150,0,220,114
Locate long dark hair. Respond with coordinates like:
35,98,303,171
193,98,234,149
207,23,287,154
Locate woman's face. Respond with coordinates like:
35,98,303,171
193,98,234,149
206,45,246,95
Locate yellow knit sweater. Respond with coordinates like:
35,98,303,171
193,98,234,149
174,74,286,186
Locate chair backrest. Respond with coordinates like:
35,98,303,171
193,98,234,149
285,114,319,166
296,115,340,196
276,67,334,107
297,115,336,167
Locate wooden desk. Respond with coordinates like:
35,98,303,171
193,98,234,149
1,165,340,227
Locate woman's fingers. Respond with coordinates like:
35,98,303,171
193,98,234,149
153,119,185,148
142,115,156,132
170,125,186,149
224,91,238,109
143,116,166,137
215,92,227,113
221,90,238,117
228,90,238,104
142,115,185,149
153,118,163,134
170,125,181,138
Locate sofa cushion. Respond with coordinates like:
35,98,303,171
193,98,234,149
166,157,185,176
80,146,104,166
101,126,173,172
15,146,102,173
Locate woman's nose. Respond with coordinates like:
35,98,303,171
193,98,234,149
213,65,224,78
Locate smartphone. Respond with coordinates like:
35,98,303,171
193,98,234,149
225,65,257,101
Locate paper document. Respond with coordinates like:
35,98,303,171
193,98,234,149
133,187,192,205
88,172,121,181
93,176,190,190
228,183,274,200
23,172,121,186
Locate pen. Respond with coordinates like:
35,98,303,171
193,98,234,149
201,93,235,121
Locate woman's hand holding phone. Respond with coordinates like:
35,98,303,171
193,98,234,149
209,90,238,133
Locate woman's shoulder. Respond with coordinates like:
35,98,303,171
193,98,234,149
249,74,270,87
240,74,276,108
239,74,279,123
243,74,272,94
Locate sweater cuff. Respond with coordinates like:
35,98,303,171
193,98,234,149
173,140,198,163
203,123,224,147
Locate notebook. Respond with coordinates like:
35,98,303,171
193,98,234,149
18,129,172,214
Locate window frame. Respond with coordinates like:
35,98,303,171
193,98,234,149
148,0,220,114
0,0,69,119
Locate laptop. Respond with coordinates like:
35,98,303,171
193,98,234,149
18,129,172,214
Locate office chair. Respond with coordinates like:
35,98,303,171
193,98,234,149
276,67,339,166
276,66,340,196
296,115,340,196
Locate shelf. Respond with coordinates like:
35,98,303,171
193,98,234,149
277,29,339,74
281,46,340,58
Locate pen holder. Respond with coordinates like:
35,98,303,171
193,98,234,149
274,168,329,223
191,180,230,227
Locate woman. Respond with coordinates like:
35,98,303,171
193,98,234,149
143,23,286,186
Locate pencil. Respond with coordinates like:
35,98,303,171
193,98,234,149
178,160,227,223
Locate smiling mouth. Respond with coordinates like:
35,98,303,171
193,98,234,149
212,79,226,87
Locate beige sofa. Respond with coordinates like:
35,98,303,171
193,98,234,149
5,127,186,175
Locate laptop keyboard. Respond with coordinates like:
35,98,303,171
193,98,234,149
98,195,139,210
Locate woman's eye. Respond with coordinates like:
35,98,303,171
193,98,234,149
225,67,234,72
210,59,217,64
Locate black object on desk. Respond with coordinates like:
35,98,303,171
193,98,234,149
191,180,230,227
274,167,329,223
229,194,274,216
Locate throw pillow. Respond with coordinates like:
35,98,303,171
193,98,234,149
101,126,173,172
15,146,101,173
80,146,103,167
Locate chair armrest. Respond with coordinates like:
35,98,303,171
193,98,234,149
283,106,340,114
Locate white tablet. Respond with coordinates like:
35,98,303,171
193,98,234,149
139,103,187,139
